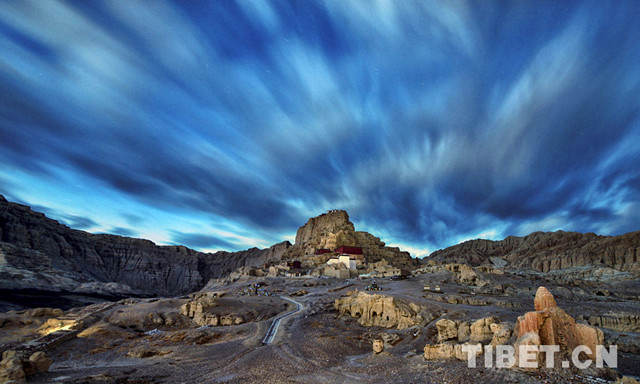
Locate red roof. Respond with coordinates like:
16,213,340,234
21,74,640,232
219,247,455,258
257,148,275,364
314,248,331,255
335,246,362,255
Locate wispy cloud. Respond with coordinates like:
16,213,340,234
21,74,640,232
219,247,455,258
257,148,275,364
0,1,639,254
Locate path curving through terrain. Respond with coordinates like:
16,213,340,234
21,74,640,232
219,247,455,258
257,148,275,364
262,296,303,344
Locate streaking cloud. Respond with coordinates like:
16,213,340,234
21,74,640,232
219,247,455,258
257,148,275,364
0,1,639,254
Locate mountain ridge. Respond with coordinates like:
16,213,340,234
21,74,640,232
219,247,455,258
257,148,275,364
427,229,639,275
0,194,290,296
2,194,639,300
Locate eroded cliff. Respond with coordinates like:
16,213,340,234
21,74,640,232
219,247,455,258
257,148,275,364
0,195,290,297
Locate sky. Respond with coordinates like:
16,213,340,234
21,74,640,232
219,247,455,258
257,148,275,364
1,1,640,257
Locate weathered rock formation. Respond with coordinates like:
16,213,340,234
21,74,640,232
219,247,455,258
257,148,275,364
285,210,419,269
436,318,459,342
423,342,482,361
470,316,501,343
513,287,604,367
0,350,52,383
183,293,230,326
0,195,290,297
428,230,640,275
293,210,355,247
335,291,434,329
179,292,243,327
424,316,514,361
579,313,640,333
433,316,507,344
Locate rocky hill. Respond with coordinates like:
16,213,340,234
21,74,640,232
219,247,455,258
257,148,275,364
284,210,419,269
0,195,289,297
427,230,640,275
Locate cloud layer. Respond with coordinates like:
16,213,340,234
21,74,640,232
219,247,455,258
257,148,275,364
1,1,639,254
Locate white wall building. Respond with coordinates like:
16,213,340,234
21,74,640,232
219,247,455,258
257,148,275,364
327,254,356,270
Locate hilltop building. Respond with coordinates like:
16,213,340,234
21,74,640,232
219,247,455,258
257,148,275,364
327,254,357,270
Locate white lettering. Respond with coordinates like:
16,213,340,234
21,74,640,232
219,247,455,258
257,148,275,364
596,345,617,368
496,345,516,368
484,345,493,368
539,345,560,368
518,345,538,368
572,345,592,369
462,344,482,368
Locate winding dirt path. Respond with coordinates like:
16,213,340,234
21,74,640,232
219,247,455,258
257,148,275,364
262,296,304,344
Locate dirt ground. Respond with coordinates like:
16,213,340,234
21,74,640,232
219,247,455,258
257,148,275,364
3,273,638,383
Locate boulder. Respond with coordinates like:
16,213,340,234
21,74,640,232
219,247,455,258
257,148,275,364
455,342,483,361
513,332,542,369
457,321,471,342
162,312,183,327
458,264,489,287
436,319,459,342
575,323,604,358
28,352,52,373
148,312,165,325
0,351,26,384
372,339,384,354
0,350,50,383
470,316,500,343
490,322,513,346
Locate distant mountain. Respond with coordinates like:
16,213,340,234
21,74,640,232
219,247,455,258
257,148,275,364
0,195,290,297
427,230,640,275
4,192,637,301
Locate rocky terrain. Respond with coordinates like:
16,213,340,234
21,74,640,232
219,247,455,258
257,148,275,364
0,195,289,300
1,273,638,384
1,197,639,383
283,209,419,270
428,230,640,276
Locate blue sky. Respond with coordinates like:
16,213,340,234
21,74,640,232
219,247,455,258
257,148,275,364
1,1,639,257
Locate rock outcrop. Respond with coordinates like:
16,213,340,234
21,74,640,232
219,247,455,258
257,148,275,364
436,318,458,342
0,195,290,297
428,230,640,275
335,291,434,329
423,342,482,361
513,287,604,367
293,210,355,247
470,316,501,343
432,316,506,344
285,210,418,270
0,350,52,383
179,292,241,327
580,313,640,333
425,316,514,361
